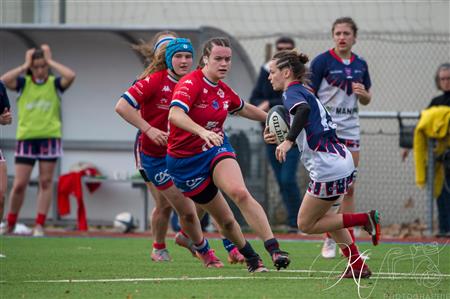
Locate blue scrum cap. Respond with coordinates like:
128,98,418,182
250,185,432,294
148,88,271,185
165,38,194,71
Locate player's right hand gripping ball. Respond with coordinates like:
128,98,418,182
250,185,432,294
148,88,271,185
266,105,290,145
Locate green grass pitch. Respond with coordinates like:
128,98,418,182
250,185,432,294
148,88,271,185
1,236,449,298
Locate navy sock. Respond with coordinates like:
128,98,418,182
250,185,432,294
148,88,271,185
222,238,235,253
238,241,259,260
264,238,280,255
193,238,210,255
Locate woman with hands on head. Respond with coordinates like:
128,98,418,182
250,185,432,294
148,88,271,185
1,44,75,237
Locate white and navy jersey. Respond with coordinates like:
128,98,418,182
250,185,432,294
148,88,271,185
283,82,354,182
309,49,371,140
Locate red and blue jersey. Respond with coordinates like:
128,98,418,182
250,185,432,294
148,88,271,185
309,49,371,140
168,69,244,157
122,69,178,157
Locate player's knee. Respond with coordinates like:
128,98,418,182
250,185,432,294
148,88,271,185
228,186,251,205
12,181,28,195
179,212,197,225
297,219,313,234
218,217,237,232
39,177,53,190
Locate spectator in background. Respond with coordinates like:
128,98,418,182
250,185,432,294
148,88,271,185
0,44,76,237
249,36,302,233
309,17,372,258
0,81,12,226
411,63,450,237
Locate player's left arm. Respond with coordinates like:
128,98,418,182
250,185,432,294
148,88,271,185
353,83,371,105
42,44,76,90
354,62,372,106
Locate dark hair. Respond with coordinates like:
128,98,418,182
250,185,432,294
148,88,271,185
435,62,450,90
32,48,44,60
272,49,310,83
198,37,231,68
275,36,295,47
332,17,358,36
27,48,46,75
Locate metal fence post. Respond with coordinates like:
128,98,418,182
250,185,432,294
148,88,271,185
426,138,435,235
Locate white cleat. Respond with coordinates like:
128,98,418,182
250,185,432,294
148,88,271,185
32,225,45,237
321,237,337,259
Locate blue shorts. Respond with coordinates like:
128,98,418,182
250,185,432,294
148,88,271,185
140,152,173,190
166,138,235,197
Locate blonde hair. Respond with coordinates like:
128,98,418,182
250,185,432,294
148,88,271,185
132,31,178,80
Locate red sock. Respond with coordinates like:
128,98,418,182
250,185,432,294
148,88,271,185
36,213,47,226
342,213,368,228
348,228,356,242
7,213,18,227
153,242,166,250
180,230,189,238
341,243,364,269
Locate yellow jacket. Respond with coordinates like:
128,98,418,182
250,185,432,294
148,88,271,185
414,106,450,198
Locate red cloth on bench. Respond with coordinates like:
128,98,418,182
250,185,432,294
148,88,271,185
57,168,101,231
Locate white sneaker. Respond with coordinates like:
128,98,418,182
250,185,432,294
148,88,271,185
321,237,337,259
32,225,45,237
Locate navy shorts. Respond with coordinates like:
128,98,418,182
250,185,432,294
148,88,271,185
166,137,235,197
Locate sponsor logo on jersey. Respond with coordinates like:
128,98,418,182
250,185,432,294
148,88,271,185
184,80,193,85
203,88,208,94
335,107,358,115
161,98,168,104
329,70,343,74
205,121,219,130
223,101,229,110
344,67,353,79
212,100,219,110
161,85,171,92
217,89,224,98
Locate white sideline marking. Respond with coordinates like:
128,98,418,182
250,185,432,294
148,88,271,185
20,273,449,284
282,269,450,277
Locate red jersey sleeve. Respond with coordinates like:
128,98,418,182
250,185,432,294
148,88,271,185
122,75,158,108
226,86,244,114
170,76,201,113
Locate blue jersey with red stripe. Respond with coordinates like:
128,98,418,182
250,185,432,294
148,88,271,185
283,82,354,182
309,49,371,140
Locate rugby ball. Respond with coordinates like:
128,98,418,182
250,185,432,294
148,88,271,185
113,212,138,233
266,105,290,145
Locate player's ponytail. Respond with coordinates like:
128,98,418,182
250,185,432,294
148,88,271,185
272,49,310,83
